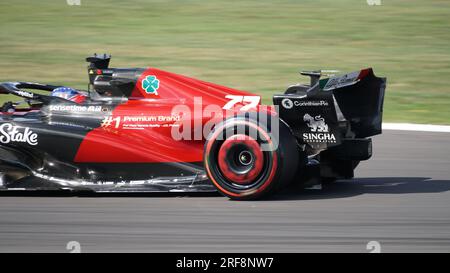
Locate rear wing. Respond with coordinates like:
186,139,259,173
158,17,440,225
299,68,386,137
326,69,386,138
275,68,386,141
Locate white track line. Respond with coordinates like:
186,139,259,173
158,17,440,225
383,123,450,133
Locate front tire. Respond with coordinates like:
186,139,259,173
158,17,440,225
204,114,300,200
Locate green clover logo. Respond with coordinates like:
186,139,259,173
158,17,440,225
142,75,160,95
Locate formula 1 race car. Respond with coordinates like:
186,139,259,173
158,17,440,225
0,54,386,200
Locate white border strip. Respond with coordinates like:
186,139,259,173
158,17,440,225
383,123,450,133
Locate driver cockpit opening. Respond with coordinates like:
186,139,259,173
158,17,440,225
0,54,144,115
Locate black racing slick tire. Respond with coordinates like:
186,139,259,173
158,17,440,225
204,114,299,200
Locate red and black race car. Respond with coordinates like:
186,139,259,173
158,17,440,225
0,54,386,200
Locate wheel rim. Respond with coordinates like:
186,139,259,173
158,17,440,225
217,134,264,184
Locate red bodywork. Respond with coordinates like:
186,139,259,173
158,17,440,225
75,68,262,163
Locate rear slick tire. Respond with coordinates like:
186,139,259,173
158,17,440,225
204,115,299,200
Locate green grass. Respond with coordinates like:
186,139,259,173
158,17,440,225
0,0,449,124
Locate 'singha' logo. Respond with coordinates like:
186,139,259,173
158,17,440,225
302,114,336,143
303,114,328,132
142,75,160,95
0,123,38,146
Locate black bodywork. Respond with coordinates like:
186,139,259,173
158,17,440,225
274,69,386,182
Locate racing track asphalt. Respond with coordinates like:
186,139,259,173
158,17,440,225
0,130,449,252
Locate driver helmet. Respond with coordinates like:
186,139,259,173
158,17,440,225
51,87,86,103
